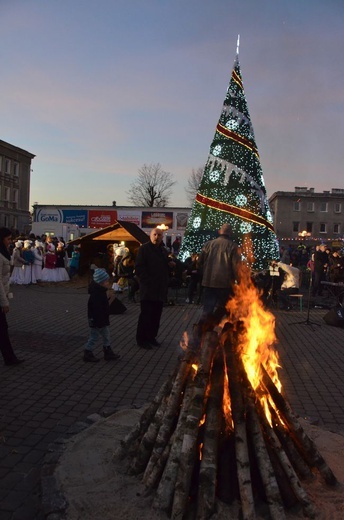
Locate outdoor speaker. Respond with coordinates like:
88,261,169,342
323,306,344,328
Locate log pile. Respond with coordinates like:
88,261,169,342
115,322,338,520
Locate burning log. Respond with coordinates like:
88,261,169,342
224,325,317,519
224,328,255,520
196,354,223,520
260,364,338,487
268,404,314,482
256,392,317,519
116,269,338,519
245,390,286,520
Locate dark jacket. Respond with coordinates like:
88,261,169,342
198,234,240,288
87,281,110,328
135,241,170,301
314,250,328,273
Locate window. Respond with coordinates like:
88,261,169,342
13,189,18,202
293,221,300,233
5,159,10,174
334,203,342,213
4,187,9,201
319,223,327,233
293,201,300,211
13,162,19,176
320,202,328,212
333,224,341,234
306,222,313,234
307,202,314,212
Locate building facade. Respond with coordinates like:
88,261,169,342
0,140,35,233
269,187,344,246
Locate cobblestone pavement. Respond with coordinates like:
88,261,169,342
0,282,344,519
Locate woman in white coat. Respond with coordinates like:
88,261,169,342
10,241,27,285
0,227,24,365
32,240,44,282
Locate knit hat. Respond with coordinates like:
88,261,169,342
93,268,110,284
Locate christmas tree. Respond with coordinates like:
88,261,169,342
180,40,279,271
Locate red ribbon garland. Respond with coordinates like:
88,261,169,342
195,192,275,232
232,69,243,90
216,123,259,158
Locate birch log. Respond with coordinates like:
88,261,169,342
171,331,217,520
245,391,286,520
114,371,176,461
141,353,195,479
261,364,337,486
225,332,256,520
196,354,223,520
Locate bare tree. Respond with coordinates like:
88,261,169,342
185,166,204,205
127,163,176,207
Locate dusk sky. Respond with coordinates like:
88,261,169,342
1,0,344,209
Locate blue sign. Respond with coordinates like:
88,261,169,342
62,210,88,227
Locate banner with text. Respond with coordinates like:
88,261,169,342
141,211,173,229
62,209,88,227
88,210,118,228
117,211,141,227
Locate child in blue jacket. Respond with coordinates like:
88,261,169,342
83,268,121,362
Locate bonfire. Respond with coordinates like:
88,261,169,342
115,266,337,520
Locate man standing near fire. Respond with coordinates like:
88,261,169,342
135,228,175,349
198,223,241,323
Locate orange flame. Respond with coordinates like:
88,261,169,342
199,442,204,461
222,354,234,432
225,264,282,424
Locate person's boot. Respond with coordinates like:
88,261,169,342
83,350,100,362
103,347,121,361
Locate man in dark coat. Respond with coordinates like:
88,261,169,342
135,228,175,349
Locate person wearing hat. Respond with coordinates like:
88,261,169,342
22,240,35,284
0,227,24,365
9,240,28,285
55,242,70,282
83,268,121,362
32,240,44,282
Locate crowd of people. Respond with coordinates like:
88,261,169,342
2,223,344,365
6,233,81,285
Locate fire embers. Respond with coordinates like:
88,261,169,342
115,272,337,519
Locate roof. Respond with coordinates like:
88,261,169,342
69,220,150,245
